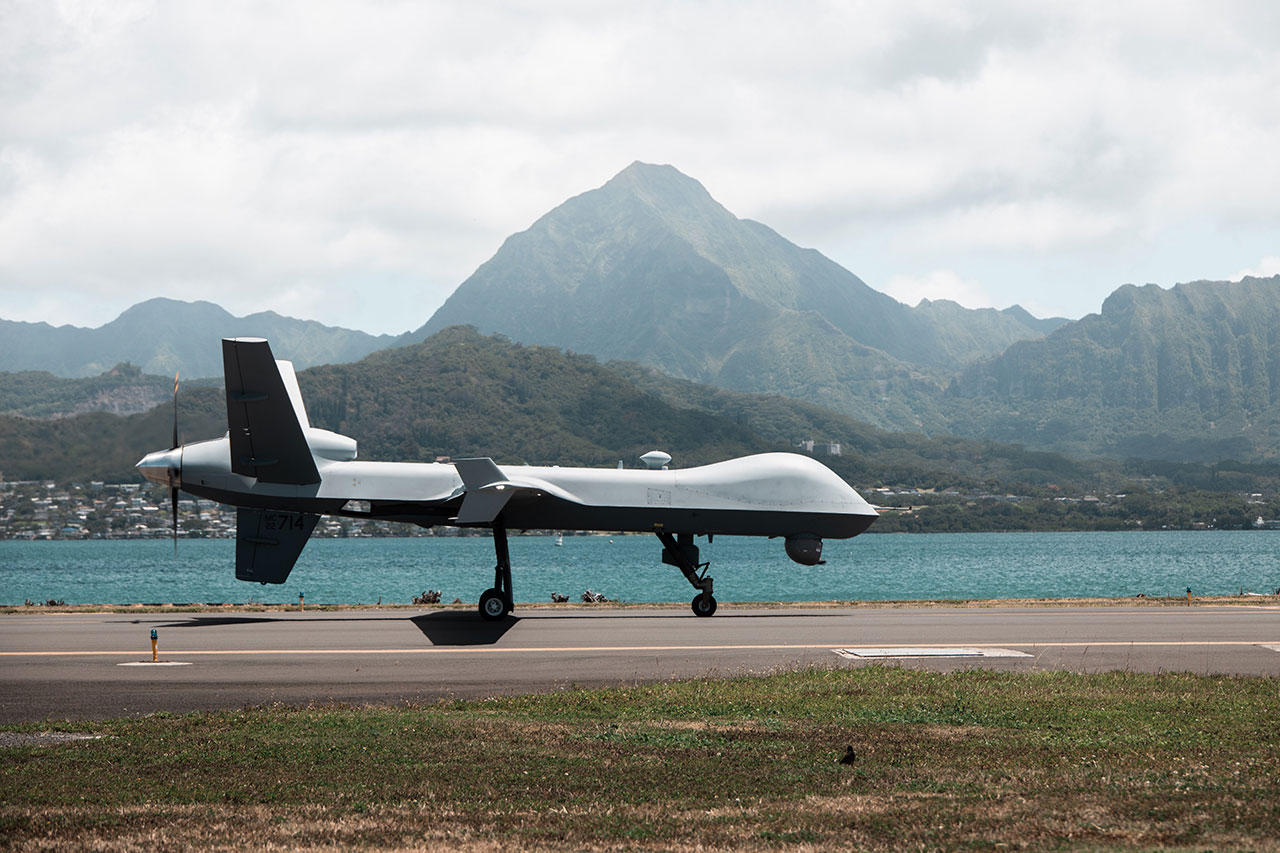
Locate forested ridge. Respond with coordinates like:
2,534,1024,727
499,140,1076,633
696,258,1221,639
945,276,1280,460
4,329,1278,536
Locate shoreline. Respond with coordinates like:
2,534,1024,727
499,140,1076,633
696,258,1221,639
4,593,1278,614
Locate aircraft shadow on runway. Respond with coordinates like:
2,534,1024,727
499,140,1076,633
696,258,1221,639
410,611,518,645
124,613,514,645
120,613,518,646
144,614,282,627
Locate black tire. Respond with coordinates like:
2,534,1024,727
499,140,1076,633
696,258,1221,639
691,593,718,617
479,588,507,621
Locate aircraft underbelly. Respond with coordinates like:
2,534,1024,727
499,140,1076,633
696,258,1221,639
497,498,875,539
182,482,347,514
182,462,875,536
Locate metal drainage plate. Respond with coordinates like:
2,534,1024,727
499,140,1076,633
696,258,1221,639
117,661,194,667
834,647,1032,659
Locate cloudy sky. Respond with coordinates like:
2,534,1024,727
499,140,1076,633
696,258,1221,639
2,0,1277,335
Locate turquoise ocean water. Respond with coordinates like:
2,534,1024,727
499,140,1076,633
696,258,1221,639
1,531,1277,606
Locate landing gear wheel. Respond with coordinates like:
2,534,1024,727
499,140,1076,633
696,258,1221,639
691,593,718,617
479,588,508,621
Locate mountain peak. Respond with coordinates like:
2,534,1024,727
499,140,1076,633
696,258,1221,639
115,298,233,325
0,298,394,378
414,161,1066,417
610,160,696,186
601,161,720,214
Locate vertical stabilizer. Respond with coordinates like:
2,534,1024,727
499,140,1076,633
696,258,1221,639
276,359,311,428
222,338,321,485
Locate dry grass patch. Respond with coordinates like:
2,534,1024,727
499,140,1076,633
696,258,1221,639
3,668,1278,849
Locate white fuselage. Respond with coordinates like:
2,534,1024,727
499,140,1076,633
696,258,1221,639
142,436,877,538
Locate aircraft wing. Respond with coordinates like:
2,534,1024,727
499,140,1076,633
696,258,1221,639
452,457,580,524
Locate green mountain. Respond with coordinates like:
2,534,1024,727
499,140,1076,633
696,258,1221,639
298,326,762,469
0,383,227,483
16,324,1279,511
0,328,762,484
0,298,397,379
407,162,1058,431
946,276,1280,461
0,363,174,418
914,299,1069,364
3,326,1110,492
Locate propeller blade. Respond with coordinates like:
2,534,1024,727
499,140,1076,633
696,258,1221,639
171,485,179,555
171,370,180,450
171,370,180,554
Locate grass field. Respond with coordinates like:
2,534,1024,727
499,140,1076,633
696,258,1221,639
2,667,1278,850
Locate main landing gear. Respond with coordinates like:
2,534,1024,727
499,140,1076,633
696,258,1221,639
478,518,514,621
658,532,717,617
477,525,719,620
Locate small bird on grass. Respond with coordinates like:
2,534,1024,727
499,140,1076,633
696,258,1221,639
838,745,856,765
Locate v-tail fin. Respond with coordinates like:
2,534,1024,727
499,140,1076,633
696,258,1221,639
235,507,319,584
222,337,321,485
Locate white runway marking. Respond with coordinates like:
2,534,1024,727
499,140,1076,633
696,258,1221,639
116,661,193,667
834,647,1032,659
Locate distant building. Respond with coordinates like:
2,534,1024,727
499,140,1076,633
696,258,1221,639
794,439,842,456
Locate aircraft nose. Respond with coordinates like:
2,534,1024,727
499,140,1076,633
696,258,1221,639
136,448,181,487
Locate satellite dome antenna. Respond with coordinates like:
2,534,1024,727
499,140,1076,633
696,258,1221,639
639,451,671,470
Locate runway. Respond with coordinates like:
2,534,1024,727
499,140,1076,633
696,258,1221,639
2,604,1279,722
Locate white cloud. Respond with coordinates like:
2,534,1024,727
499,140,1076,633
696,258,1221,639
882,270,994,310
926,200,1131,252
1,0,1278,332
1233,257,1280,280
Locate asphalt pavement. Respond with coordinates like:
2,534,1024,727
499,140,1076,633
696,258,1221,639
2,604,1279,722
